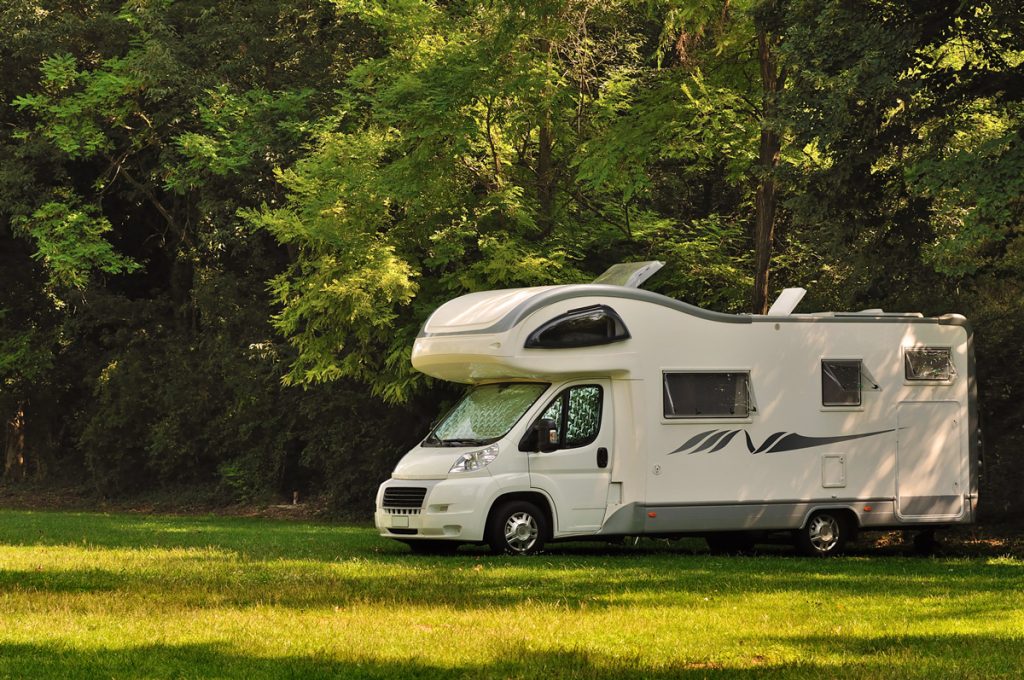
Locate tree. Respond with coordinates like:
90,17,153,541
779,0,1024,517
253,0,772,399
1,0,399,498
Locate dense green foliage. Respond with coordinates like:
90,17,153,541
1,510,1023,678
1,1,1022,517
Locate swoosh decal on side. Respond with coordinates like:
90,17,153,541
753,432,787,454
709,430,741,452
692,430,733,453
669,428,896,456
669,429,720,454
763,429,896,453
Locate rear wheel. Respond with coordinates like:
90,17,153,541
912,529,942,556
796,511,849,557
487,500,548,555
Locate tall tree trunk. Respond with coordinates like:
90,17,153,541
537,116,555,237
536,36,556,239
752,29,784,314
4,403,26,481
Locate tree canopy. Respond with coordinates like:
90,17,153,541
2,0,1022,518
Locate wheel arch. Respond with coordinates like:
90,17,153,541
485,491,555,543
800,505,861,533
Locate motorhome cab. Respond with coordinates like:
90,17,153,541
374,263,978,556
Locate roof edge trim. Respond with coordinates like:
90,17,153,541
419,284,750,338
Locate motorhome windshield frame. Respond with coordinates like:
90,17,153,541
422,382,550,447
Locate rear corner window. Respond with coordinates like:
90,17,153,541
524,305,629,349
822,359,862,406
905,347,955,381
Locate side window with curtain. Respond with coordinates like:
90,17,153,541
538,385,603,448
663,372,751,418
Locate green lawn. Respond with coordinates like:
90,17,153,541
0,510,1021,679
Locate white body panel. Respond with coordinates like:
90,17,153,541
376,285,978,544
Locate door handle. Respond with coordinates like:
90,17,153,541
597,447,609,469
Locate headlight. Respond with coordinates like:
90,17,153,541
449,444,500,473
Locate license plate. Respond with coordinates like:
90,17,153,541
391,515,409,528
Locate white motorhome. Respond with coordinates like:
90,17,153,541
374,263,978,556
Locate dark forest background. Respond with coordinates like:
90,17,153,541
2,0,1022,520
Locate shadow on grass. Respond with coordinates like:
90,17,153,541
774,632,1024,677
0,568,117,594
2,509,1014,560
2,638,1016,679
0,509,371,560
0,555,1021,618
2,509,1023,617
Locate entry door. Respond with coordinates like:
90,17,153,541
896,401,964,519
528,380,613,533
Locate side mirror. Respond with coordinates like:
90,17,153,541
534,418,559,453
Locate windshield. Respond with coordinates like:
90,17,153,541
423,383,549,447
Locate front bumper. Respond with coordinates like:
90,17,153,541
375,476,499,543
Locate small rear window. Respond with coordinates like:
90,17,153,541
905,347,956,381
525,305,630,349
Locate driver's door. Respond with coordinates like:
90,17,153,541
527,380,613,533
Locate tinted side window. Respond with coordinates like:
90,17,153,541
663,372,750,418
822,360,862,406
525,306,629,349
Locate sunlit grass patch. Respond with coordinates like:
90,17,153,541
1,510,1022,678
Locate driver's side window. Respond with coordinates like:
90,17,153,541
539,385,602,449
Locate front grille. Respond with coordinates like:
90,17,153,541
383,486,427,510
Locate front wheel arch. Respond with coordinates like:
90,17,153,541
485,494,553,555
484,492,554,543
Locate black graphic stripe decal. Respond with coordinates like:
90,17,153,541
669,429,720,454
708,430,741,452
753,432,787,454
670,428,896,456
760,429,896,453
692,430,733,453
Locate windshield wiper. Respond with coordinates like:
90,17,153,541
435,438,489,447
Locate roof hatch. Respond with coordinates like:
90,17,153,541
592,261,664,289
767,287,807,315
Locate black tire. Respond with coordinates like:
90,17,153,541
404,540,460,555
487,500,548,555
795,511,849,557
912,529,942,556
706,532,756,555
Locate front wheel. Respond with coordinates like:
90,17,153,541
796,511,849,557
487,501,548,555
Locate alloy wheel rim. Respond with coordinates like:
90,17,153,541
808,515,840,552
504,512,539,552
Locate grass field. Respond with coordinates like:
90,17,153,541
1,510,1022,679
